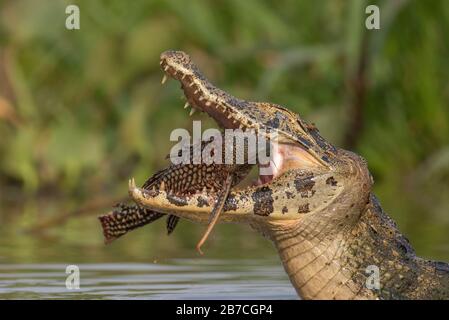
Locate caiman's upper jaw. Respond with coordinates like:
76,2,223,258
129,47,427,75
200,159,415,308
160,50,260,131
160,51,335,171
159,50,333,186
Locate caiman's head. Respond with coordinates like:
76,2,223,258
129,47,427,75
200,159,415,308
130,50,373,235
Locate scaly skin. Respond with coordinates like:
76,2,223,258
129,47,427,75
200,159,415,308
103,51,449,299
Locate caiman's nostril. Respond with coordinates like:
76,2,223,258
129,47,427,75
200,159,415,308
160,50,190,63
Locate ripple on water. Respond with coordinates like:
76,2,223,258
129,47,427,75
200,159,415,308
0,260,297,300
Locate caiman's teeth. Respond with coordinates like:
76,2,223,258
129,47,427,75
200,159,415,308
181,74,186,80
227,114,233,119
205,101,211,107
164,65,169,71
161,75,168,84
189,108,196,116
129,177,136,189
184,102,189,109
189,82,195,87
198,96,204,101
194,89,199,95
160,181,165,191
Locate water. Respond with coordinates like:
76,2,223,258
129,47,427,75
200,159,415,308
0,215,298,299
0,260,297,299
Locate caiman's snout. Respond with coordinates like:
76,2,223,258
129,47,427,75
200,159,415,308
160,50,193,76
160,50,191,62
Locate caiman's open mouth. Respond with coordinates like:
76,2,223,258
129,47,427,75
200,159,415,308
160,51,323,187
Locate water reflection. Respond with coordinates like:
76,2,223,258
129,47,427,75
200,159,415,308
0,261,297,299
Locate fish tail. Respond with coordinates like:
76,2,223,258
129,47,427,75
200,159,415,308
98,203,164,244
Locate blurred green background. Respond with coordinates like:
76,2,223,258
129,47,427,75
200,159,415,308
0,0,448,264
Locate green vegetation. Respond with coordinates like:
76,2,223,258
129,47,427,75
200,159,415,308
0,0,448,262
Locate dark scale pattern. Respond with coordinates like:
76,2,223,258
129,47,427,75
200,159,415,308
197,196,210,208
308,125,337,153
166,194,188,206
294,173,315,198
297,203,310,213
265,112,282,128
326,176,338,186
252,186,274,216
98,204,163,243
166,215,180,235
224,194,238,211
285,191,295,199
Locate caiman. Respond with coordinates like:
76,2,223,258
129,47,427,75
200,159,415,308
101,50,449,300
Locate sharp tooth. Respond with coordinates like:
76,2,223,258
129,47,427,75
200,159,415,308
164,65,169,71
205,101,211,107
184,102,189,109
189,108,196,116
194,89,199,95
189,82,195,87
182,74,186,80
198,96,204,101
161,75,168,84
128,178,136,189
227,114,233,119
160,181,165,191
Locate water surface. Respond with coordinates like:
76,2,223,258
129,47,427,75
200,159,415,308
0,260,296,299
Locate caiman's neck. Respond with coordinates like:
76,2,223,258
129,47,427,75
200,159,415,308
255,194,449,300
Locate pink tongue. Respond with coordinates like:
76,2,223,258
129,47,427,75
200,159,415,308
259,174,273,184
